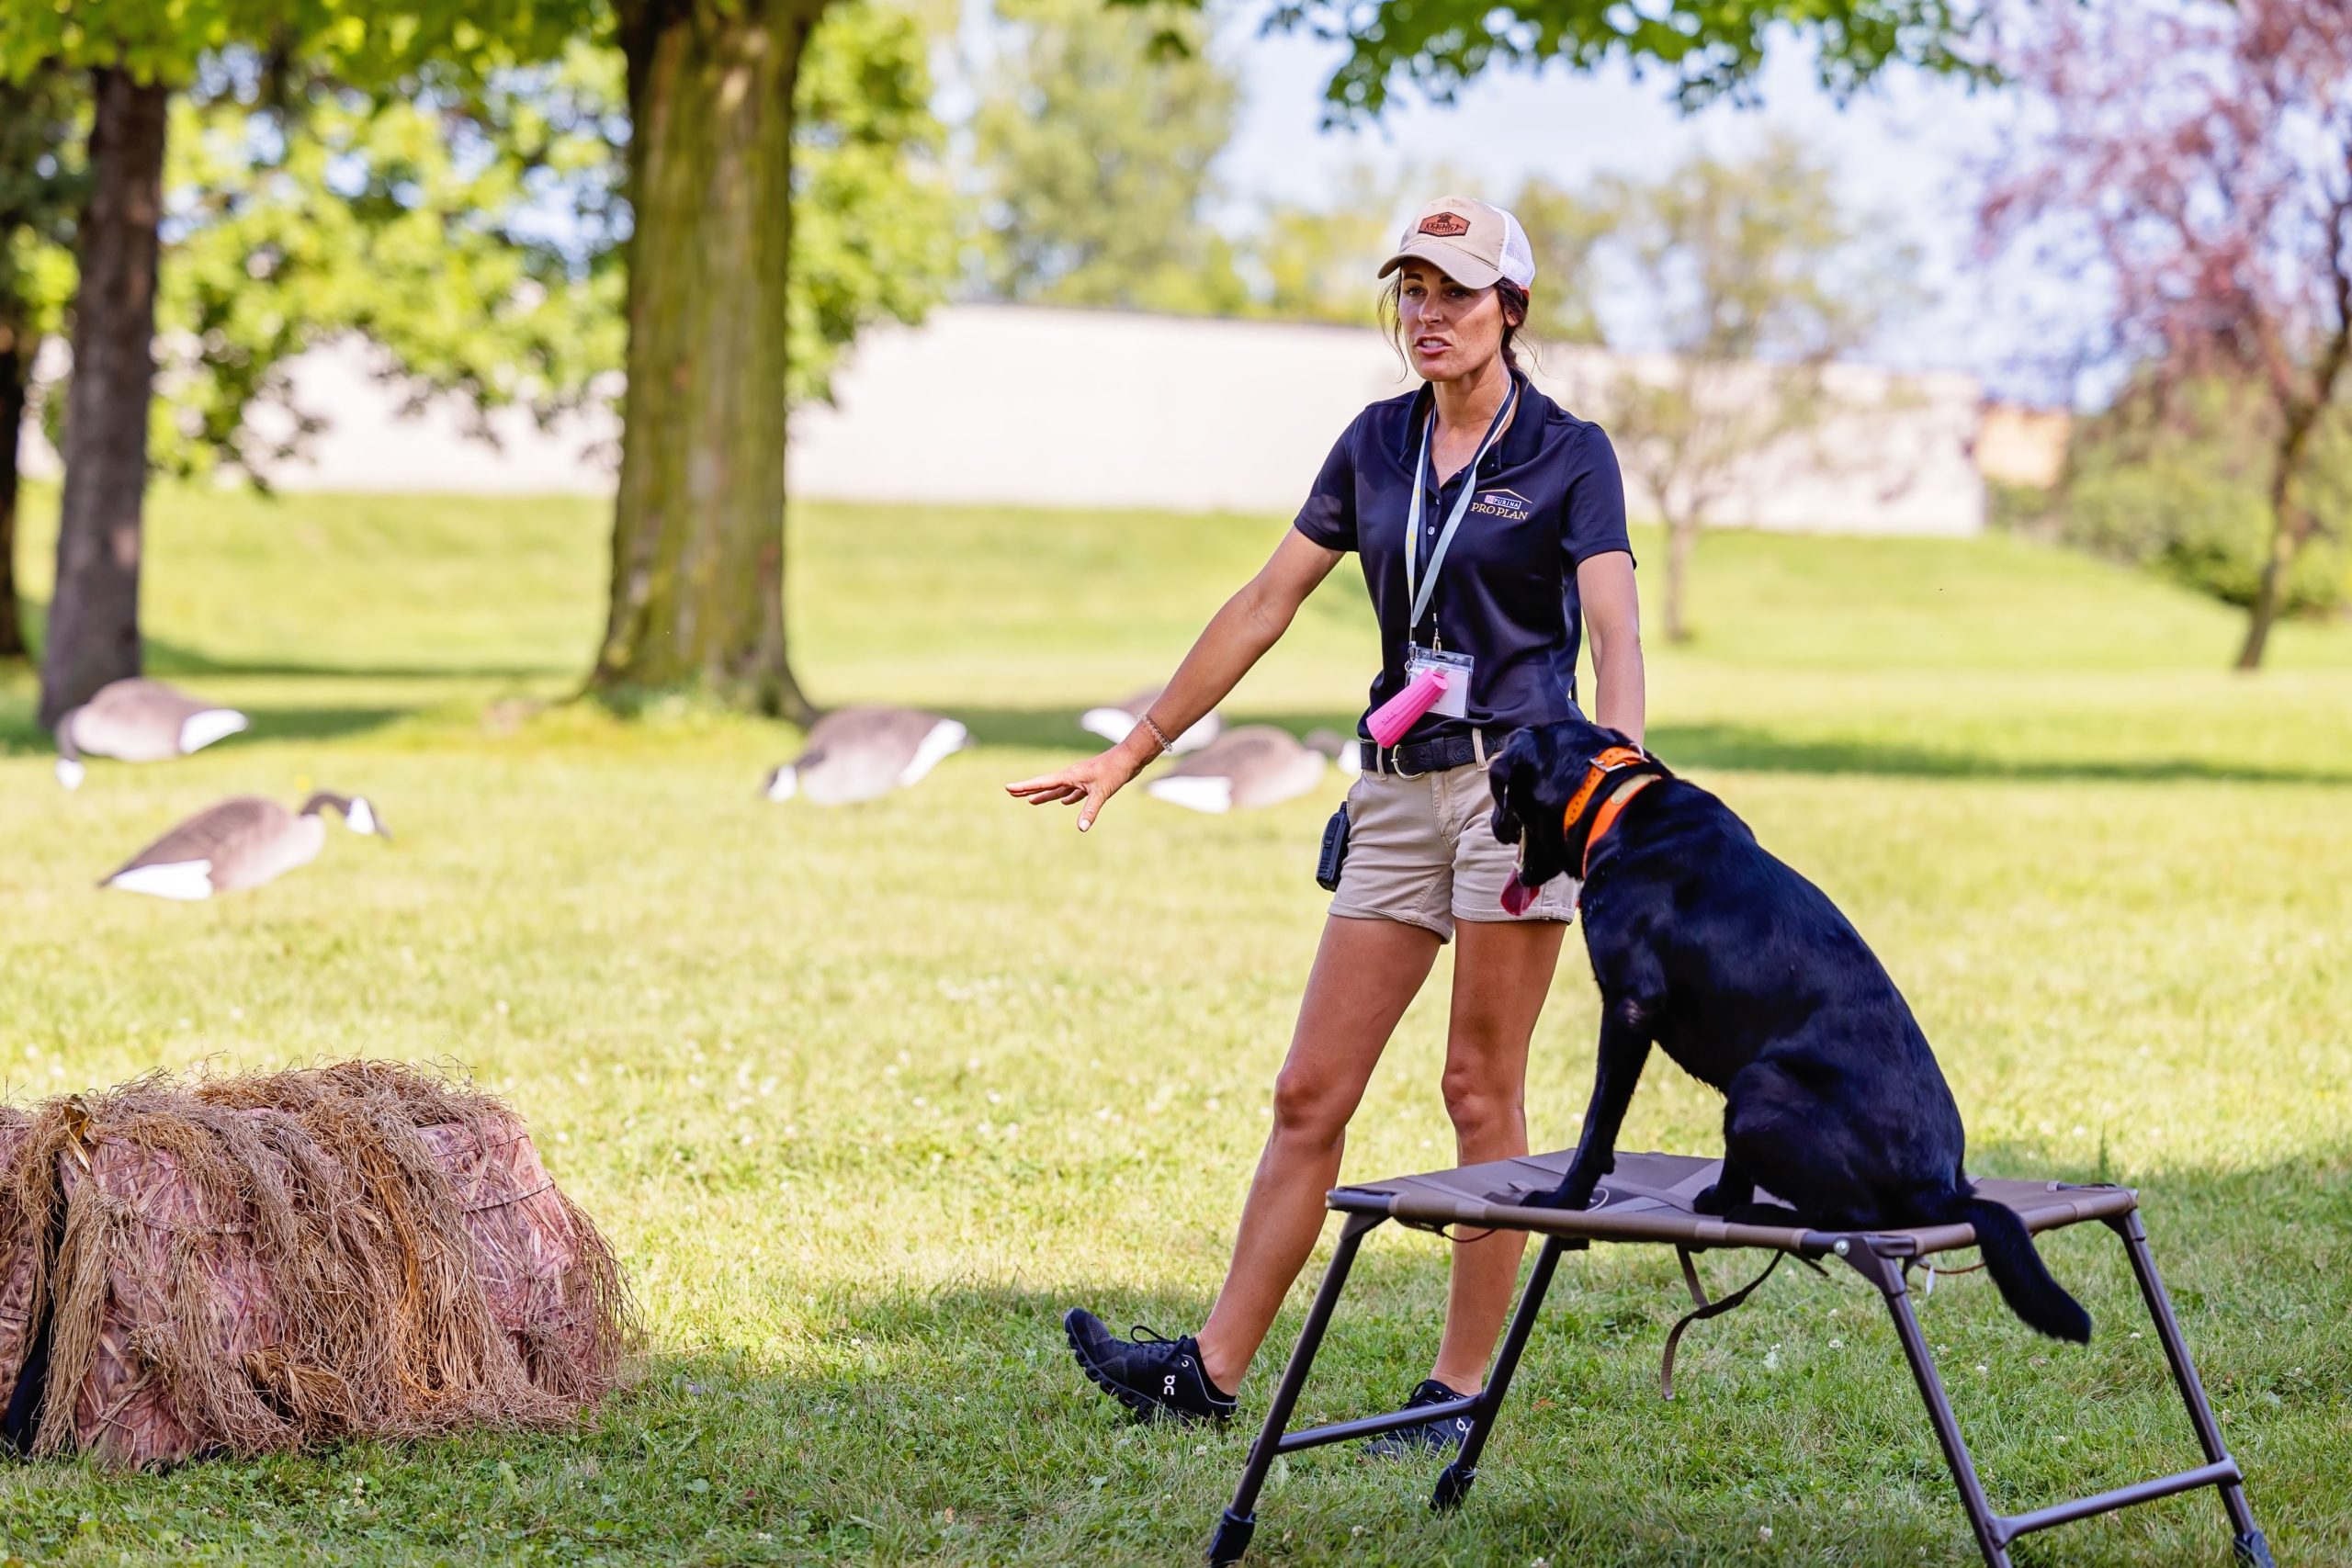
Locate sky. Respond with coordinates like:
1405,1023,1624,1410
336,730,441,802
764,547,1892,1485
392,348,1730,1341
1210,21,2068,398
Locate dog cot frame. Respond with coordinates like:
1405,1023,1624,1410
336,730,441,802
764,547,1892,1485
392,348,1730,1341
1205,1150,2270,1568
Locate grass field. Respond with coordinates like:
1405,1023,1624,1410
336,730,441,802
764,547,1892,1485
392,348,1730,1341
1,487,2348,1565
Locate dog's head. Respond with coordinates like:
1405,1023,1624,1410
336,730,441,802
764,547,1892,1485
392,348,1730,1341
1488,716,1643,913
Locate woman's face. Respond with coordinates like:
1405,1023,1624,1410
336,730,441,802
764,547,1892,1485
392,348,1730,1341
1396,262,1505,383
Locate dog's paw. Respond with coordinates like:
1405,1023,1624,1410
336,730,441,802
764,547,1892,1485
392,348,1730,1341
1524,1176,1600,1212
1691,1182,1731,1217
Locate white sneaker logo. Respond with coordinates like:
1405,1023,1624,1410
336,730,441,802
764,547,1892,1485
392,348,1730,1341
1163,1375,1178,1397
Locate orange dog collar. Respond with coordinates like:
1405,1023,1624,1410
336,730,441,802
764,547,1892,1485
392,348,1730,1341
1583,774,1661,877
1558,744,1668,878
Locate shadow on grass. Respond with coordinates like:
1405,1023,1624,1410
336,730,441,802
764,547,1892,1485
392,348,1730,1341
0,681,2341,790
143,645,572,683
1649,721,2352,788
1,607,571,684
0,1152,2335,1564
956,706,1365,752
0,620,555,755
879,1145,2343,1562
0,701,421,758
954,705,2352,788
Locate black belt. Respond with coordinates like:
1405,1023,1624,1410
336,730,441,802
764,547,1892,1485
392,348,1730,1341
1359,728,1510,776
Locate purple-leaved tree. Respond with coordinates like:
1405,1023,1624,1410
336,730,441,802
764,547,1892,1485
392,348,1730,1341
1980,0,2352,670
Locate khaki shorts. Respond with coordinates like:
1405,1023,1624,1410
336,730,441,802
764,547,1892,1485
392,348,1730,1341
1329,761,1578,942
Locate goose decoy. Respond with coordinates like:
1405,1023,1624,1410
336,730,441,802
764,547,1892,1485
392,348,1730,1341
100,792,390,900
54,678,248,789
1145,727,1355,814
1079,686,1222,754
1304,728,1363,776
763,705,969,805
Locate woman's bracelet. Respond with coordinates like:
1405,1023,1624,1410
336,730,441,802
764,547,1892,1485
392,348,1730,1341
1138,713,1176,754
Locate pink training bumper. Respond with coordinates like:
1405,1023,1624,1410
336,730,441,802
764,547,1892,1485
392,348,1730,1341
1366,667,1449,749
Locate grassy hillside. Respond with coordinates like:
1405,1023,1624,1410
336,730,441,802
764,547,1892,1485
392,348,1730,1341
0,488,2346,1565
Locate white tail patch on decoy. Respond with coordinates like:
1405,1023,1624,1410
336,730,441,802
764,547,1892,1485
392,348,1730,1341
178,709,249,753
107,860,216,901
1305,728,1361,776
766,705,964,805
1147,774,1235,814
896,719,970,788
55,757,85,791
1080,702,1221,753
1078,707,1135,745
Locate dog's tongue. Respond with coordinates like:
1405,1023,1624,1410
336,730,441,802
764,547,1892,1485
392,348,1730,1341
1499,875,1538,917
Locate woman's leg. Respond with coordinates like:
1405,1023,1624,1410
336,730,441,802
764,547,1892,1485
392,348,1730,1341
1428,917,1567,1391
1193,913,1442,1393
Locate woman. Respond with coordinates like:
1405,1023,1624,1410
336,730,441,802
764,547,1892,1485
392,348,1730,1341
1007,196,1645,1451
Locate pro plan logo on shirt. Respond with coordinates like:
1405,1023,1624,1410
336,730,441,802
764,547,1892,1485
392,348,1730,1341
1471,487,1532,521
1419,211,1472,237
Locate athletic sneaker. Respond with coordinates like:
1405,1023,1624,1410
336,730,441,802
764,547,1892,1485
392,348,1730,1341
1363,1378,1476,1458
1062,1307,1237,1424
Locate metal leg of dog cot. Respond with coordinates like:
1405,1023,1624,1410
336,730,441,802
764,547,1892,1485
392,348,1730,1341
1431,1235,1577,1514
1206,1210,1387,1567
2106,1212,2271,1566
1844,1245,2013,1568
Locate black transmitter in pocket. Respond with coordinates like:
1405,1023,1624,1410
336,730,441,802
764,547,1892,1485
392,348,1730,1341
1315,802,1351,892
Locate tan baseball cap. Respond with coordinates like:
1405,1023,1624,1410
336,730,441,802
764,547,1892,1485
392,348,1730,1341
1379,196,1536,291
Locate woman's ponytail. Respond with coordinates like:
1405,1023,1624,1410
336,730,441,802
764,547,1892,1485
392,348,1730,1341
1494,279,1531,375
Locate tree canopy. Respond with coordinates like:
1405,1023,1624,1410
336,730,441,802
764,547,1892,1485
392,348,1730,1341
1979,0,2352,667
137,7,948,483
1254,0,1984,119
0,0,585,86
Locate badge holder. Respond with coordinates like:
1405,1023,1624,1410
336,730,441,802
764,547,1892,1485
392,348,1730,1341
1380,379,1514,756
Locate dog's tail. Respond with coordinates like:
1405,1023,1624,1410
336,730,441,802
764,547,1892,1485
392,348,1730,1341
1957,1194,2092,1343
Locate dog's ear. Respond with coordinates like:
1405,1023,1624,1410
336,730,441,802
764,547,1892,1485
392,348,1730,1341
1488,744,1532,845
1488,735,1537,806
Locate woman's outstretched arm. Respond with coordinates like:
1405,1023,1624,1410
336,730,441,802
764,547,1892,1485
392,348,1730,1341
1578,551,1645,745
1005,529,1343,830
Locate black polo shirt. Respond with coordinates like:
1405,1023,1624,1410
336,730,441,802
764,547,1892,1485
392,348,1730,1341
1293,374,1633,746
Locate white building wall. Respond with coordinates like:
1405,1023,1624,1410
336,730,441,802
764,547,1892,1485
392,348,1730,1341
23,304,1985,534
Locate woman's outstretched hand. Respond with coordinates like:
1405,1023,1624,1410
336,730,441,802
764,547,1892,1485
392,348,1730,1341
1004,744,1148,832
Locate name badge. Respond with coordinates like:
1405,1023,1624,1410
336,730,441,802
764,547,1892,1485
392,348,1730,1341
1405,646,1474,721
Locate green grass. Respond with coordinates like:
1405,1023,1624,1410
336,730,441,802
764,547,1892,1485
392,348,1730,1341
1,486,2348,1565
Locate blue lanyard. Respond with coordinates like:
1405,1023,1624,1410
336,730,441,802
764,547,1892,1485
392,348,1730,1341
1403,378,1519,646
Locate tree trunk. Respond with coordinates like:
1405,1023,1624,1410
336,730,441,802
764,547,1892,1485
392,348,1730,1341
2235,395,2329,671
2243,223,2352,670
39,68,168,728
593,0,823,721
2233,500,2302,671
1664,511,1697,644
0,309,32,660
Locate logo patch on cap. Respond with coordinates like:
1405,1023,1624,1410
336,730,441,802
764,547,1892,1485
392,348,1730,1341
1418,212,1472,237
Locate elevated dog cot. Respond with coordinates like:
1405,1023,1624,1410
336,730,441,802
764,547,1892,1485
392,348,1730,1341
1207,1149,2270,1568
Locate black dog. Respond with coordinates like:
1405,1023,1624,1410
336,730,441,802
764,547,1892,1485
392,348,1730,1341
1488,716,2090,1342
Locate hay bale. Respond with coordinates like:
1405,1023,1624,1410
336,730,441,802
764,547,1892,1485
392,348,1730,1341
0,1110,35,1409
52,1115,299,1466
419,1114,626,1403
0,1064,633,1469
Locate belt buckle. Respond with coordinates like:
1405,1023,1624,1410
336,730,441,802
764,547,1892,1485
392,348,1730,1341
1388,741,1424,780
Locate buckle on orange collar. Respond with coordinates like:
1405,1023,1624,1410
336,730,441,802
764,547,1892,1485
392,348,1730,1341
1558,746,1650,830
1559,745,1668,878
